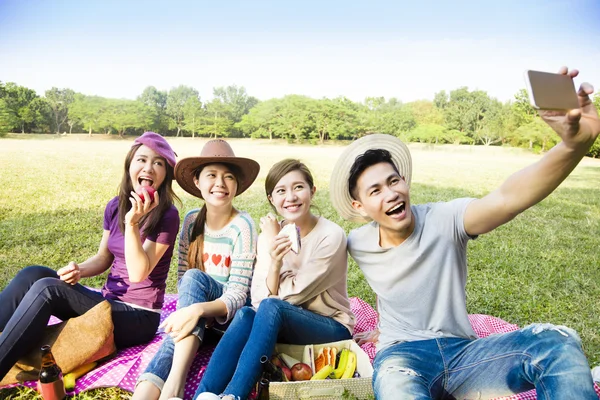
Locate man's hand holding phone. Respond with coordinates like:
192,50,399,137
527,67,600,151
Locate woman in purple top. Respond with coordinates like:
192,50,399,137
0,132,180,381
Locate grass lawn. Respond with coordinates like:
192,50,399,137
1,134,599,398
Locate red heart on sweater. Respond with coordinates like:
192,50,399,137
224,256,231,268
203,253,209,263
212,254,222,266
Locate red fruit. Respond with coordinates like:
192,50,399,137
136,186,156,202
291,363,312,381
281,366,292,381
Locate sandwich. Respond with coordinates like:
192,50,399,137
279,223,301,254
314,346,337,372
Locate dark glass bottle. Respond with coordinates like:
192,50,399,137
260,355,286,382
37,345,66,400
256,378,270,400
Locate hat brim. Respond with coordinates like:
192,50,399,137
174,157,260,199
330,134,412,223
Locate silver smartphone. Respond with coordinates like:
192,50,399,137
524,70,579,110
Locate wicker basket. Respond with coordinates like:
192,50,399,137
268,339,374,400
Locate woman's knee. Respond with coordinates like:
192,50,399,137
179,268,211,289
15,265,57,283
235,306,256,323
257,297,285,315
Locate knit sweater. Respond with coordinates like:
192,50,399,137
178,209,257,323
251,216,355,334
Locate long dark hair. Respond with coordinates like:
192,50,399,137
118,144,180,235
187,163,242,271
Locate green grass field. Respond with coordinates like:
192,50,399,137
1,134,599,399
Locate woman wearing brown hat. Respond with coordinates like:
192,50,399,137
133,139,260,400
0,132,180,382
196,159,355,400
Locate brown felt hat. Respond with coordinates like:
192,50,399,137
174,139,260,199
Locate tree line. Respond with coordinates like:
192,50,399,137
1,81,599,157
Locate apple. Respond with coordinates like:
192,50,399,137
291,363,312,381
281,366,292,381
135,186,156,202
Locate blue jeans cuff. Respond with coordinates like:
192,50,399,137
136,372,165,391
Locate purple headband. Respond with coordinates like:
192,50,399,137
133,132,177,167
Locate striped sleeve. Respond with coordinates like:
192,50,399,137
216,213,258,324
177,209,200,282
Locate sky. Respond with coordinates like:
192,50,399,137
1,0,599,104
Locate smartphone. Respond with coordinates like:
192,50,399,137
524,70,579,110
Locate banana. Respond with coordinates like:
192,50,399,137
331,348,349,379
340,351,356,379
310,364,333,380
64,361,98,391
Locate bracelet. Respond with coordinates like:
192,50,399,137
124,220,139,227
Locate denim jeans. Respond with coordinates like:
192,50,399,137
0,265,160,380
197,297,352,400
138,269,226,390
373,323,596,400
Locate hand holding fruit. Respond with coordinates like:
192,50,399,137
125,186,160,226
135,185,156,202
57,261,81,285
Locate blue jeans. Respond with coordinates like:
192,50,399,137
373,323,596,400
138,269,226,389
0,266,160,380
196,297,352,400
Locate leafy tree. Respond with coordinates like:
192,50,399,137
138,86,168,133
474,100,511,146
271,95,316,142
202,98,234,138
359,97,416,138
405,124,447,144
439,87,492,137
0,98,17,135
236,98,281,140
183,96,204,137
45,87,75,134
166,85,198,136
29,98,53,133
405,100,444,126
510,118,557,151
3,83,38,133
69,95,105,136
511,88,537,127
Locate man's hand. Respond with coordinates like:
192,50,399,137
539,67,600,151
354,329,380,346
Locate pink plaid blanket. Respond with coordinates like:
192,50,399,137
3,295,599,399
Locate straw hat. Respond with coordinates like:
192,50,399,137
329,134,412,223
174,139,260,199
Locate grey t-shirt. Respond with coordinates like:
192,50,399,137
348,198,478,351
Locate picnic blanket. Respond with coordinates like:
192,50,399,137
3,295,599,399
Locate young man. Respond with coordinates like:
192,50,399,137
330,67,600,399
